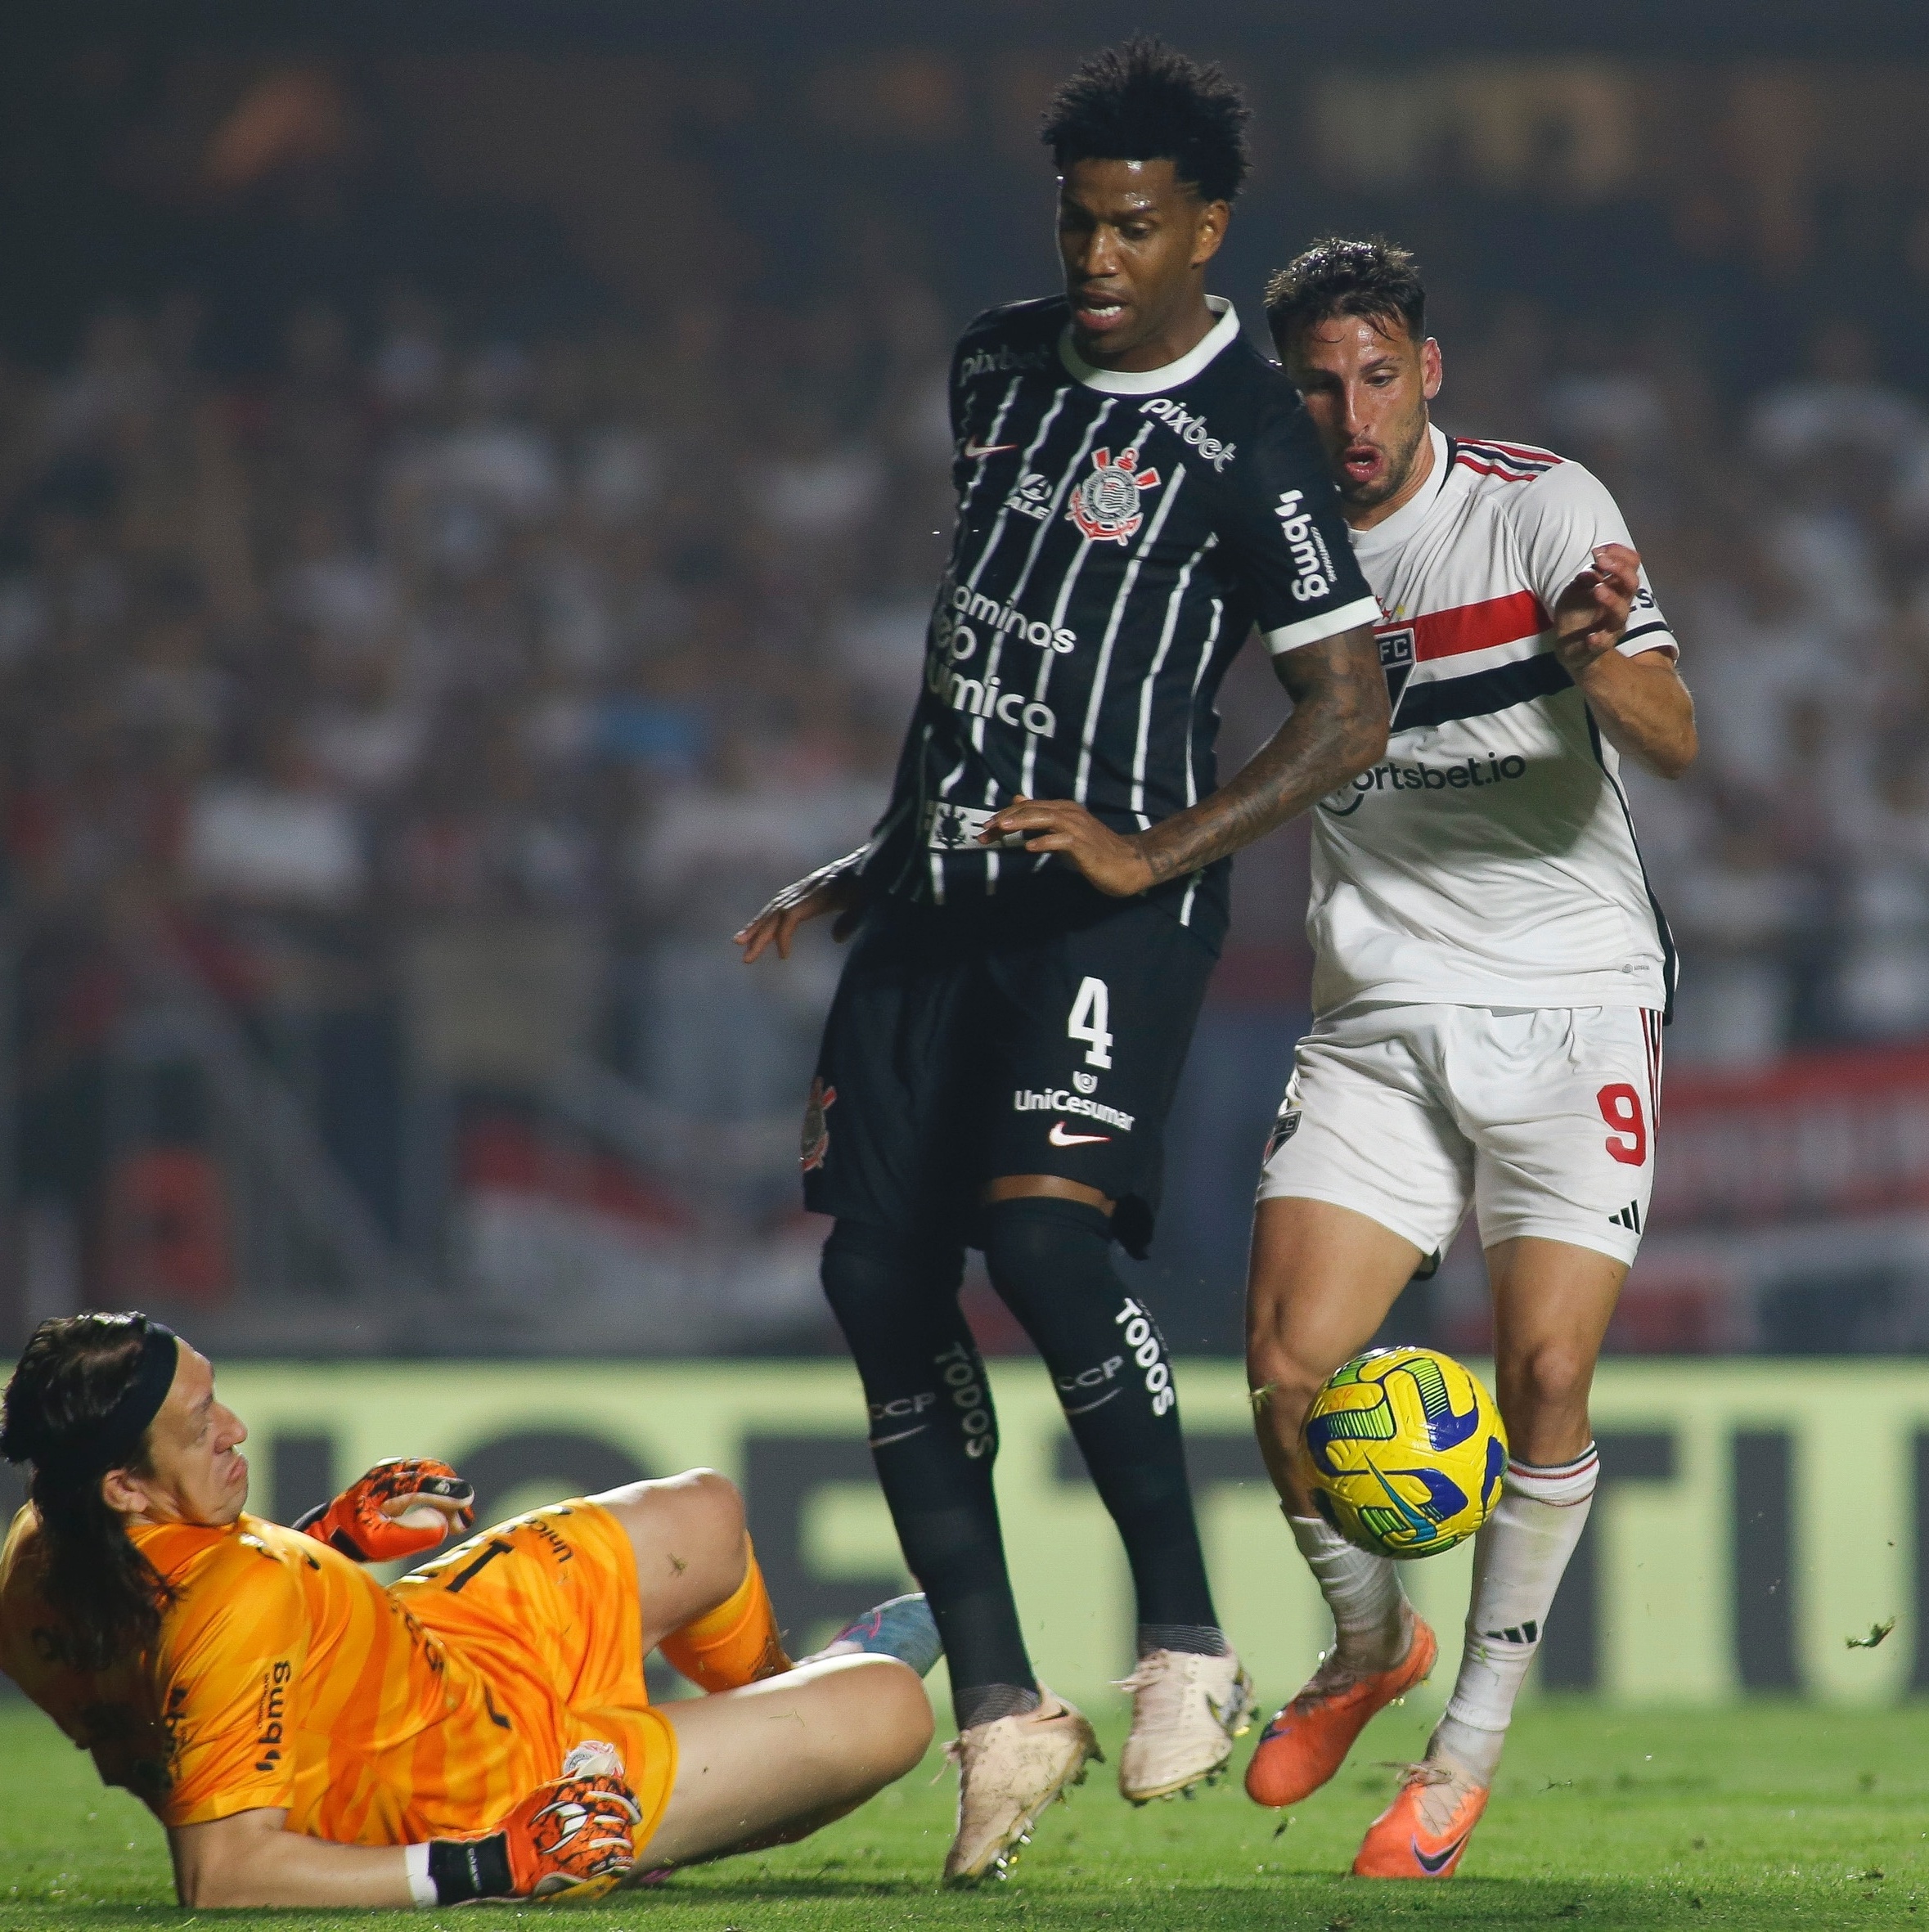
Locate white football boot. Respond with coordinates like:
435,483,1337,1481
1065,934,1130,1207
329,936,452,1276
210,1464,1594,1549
1116,1647,1257,1804
942,1687,1101,1885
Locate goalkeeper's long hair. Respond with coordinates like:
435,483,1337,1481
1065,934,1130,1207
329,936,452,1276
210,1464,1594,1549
1,1314,178,1674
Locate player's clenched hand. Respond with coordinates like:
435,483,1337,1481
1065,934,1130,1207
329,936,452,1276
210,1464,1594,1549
1551,542,1639,677
979,797,1155,898
297,1457,475,1563
736,868,866,964
425,1756,641,1905
501,1769,641,1898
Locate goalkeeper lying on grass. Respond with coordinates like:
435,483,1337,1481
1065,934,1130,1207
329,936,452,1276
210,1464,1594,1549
0,1312,939,1907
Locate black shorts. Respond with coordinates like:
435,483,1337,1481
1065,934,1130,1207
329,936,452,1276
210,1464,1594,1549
800,878,1216,1256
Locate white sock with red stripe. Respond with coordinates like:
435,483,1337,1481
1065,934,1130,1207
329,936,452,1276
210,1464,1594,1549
1287,1511,1407,1671
1431,1445,1599,1782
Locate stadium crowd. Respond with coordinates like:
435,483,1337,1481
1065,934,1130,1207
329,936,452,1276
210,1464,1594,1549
2,272,1927,1337
3,289,1925,1062
0,278,956,1119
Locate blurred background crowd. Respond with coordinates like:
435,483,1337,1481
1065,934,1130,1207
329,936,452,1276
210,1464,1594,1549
7,10,1929,1358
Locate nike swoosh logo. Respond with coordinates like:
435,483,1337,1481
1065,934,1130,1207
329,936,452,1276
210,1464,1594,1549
1047,1121,1109,1146
963,439,1018,459
1413,1832,1469,1874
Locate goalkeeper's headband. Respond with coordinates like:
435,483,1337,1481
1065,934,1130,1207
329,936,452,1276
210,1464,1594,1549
85,1321,182,1473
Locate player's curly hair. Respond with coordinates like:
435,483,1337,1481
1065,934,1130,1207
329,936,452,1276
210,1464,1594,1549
2,1314,177,1673
1265,236,1427,351
1041,38,1252,204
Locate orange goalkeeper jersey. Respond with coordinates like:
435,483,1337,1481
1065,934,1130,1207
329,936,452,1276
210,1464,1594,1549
0,1503,675,1846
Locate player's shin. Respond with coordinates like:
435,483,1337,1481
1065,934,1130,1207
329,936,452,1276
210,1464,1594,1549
982,1197,1252,1801
982,1197,1226,1656
1430,1447,1599,1782
1287,1509,1407,1670
821,1219,1040,1731
659,1537,789,1691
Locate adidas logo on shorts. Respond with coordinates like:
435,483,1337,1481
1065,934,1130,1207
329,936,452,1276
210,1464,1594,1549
1608,1200,1643,1233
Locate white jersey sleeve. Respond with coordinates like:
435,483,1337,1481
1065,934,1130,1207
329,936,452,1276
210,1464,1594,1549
1508,460,1679,661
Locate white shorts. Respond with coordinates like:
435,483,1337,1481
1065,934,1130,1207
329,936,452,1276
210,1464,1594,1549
1256,1004,1665,1267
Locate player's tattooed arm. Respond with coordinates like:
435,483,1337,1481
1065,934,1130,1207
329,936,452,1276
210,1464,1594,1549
736,846,871,963
1552,543,1697,780
981,622,1386,896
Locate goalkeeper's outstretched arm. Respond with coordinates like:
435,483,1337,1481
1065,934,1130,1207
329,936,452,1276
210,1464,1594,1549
169,1768,641,1907
171,1807,419,1909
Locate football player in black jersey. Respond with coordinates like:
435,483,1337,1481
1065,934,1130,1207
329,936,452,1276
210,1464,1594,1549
739,39,1386,1882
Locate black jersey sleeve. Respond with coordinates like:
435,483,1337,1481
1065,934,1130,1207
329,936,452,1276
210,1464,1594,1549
1219,386,1378,655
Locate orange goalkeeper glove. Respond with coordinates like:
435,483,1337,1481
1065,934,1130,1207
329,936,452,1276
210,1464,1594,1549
502,1765,641,1898
295,1457,475,1563
420,1758,641,1903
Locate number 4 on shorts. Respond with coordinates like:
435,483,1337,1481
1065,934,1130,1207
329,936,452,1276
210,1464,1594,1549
1068,976,1113,1069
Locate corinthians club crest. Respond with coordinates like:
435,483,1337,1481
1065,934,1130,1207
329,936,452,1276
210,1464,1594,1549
1067,446,1162,546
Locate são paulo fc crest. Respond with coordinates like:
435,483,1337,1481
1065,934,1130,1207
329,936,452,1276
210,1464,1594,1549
800,1076,836,1173
1265,1101,1302,1161
1067,446,1162,546
1378,625,1416,724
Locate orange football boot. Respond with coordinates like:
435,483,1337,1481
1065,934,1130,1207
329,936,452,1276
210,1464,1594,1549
1351,1756,1490,1879
1243,1610,1437,1809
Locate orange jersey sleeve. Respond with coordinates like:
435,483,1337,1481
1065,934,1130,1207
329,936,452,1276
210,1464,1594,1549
145,1525,310,1827
4,1503,677,1853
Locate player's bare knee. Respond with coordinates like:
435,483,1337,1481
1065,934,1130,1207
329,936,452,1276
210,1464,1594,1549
678,1467,747,1538
1508,1338,1594,1421
592,1468,746,1584
850,1657,935,1774
654,1469,749,1582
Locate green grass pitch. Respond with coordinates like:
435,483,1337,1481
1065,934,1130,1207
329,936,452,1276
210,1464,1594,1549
2,1695,1924,1930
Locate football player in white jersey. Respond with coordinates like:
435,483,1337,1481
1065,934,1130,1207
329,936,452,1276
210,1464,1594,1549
1238,239,1697,1877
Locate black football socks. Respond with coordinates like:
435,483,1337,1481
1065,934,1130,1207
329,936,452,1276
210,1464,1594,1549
980,1195,1225,1654
821,1219,1039,1728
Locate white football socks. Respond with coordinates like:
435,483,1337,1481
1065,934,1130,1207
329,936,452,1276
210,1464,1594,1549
1287,1510,1407,1670
1432,1445,1599,1783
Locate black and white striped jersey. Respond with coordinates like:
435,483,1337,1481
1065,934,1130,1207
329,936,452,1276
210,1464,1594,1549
861,294,1376,950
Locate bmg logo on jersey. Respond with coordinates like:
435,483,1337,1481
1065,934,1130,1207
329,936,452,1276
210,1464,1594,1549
1275,489,1339,603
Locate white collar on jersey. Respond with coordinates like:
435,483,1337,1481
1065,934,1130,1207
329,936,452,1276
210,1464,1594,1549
1057,294,1242,394
1350,424,1455,555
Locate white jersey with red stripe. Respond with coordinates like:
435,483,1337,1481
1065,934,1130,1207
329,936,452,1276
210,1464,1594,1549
1308,425,1678,1015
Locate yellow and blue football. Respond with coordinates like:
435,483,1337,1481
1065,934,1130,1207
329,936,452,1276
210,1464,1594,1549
1302,1346,1507,1560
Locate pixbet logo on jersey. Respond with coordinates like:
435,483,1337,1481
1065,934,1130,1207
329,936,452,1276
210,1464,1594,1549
1139,395,1237,472
960,343,1051,381
1068,447,1162,545
1275,489,1338,603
